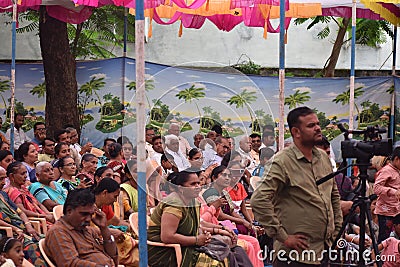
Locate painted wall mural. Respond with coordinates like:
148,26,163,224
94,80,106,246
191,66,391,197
0,58,396,162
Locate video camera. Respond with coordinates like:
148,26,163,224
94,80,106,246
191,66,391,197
338,123,392,160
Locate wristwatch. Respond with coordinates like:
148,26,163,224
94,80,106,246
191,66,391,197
104,235,115,244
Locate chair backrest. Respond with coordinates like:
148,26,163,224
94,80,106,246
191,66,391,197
130,213,182,267
129,212,151,237
129,212,139,236
53,205,63,221
22,259,34,267
38,239,56,267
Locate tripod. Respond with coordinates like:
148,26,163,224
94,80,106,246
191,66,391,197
325,158,381,267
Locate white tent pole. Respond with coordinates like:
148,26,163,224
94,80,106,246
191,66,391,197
10,0,16,155
135,0,147,266
278,0,285,152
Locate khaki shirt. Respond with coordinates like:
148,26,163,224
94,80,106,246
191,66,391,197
250,145,342,264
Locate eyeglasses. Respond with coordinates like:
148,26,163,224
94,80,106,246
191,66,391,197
36,128,46,131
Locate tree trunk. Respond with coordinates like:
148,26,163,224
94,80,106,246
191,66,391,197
39,7,79,138
324,17,350,77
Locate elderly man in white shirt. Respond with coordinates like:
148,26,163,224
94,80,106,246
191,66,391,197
168,123,191,156
237,135,257,174
164,134,190,171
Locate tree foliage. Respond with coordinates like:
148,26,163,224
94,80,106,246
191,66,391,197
294,17,393,77
13,7,135,59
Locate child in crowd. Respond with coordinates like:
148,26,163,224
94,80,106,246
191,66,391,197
378,237,400,266
0,237,24,267
389,215,400,240
252,147,274,177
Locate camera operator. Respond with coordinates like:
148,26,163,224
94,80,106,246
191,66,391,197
373,147,400,243
251,106,343,267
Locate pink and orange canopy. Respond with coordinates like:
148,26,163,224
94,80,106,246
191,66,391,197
0,0,399,34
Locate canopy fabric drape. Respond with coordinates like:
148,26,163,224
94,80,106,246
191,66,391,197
1,1,398,33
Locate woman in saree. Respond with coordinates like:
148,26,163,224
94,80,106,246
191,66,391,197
202,165,263,267
15,143,38,184
28,162,67,211
4,162,54,224
93,166,115,185
0,150,13,171
57,156,91,193
50,142,71,180
76,153,98,184
204,165,253,234
106,142,125,184
148,170,229,267
118,160,138,219
0,150,14,189
93,178,138,266
0,166,46,266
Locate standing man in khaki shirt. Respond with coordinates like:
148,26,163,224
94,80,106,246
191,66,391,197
251,106,342,266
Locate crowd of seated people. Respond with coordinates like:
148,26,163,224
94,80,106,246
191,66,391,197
0,115,397,267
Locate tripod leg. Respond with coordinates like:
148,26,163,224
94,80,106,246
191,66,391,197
332,200,361,247
365,202,382,267
329,200,362,265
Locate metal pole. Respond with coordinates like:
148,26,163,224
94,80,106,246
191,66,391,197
393,26,397,76
349,0,356,132
124,7,128,57
135,0,147,266
278,0,285,152
390,26,397,139
10,0,17,155
121,8,128,138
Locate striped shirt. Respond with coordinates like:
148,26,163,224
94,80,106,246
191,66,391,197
45,217,114,267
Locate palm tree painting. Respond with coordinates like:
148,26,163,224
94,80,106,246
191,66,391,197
30,82,46,98
227,89,257,131
79,76,106,115
332,87,364,120
284,90,311,109
102,93,114,116
126,79,155,108
0,80,10,119
175,85,205,125
150,99,169,122
202,106,212,116
386,85,394,95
